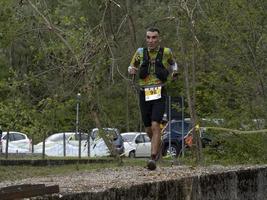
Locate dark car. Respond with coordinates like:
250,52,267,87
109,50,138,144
161,120,211,157
91,128,124,155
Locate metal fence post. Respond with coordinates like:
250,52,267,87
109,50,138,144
0,126,2,154
76,93,81,159
63,132,66,157
42,134,45,159
0,143,1,155
182,96,185,157
87,132,90,157
5,130,9,159
168,96,171,156
31,135,34,154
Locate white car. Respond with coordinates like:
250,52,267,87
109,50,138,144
34,131,118,157
121,132,151,158
90,128,124,157
34,132,90,157
0,131,32,153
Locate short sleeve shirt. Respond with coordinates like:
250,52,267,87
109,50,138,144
130,47,175,86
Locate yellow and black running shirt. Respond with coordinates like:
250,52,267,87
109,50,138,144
130,47,176,87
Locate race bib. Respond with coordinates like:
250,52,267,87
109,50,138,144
144,86,162,101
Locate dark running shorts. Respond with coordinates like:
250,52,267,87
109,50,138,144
139,89,166,127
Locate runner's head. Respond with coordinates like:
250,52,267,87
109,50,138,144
146,27,160,50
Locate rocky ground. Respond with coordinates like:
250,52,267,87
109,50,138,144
0,164,265,196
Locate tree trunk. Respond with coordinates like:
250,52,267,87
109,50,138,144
91,111,122,163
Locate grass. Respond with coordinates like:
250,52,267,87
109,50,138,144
0,151,266,182
0,158,151,182
0,132,266,182
0,156,180,182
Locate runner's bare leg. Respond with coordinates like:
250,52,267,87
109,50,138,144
151,121,161,159
145,127,152,139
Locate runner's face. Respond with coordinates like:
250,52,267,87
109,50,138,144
146,31,160,50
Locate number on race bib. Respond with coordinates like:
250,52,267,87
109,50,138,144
144,86,162,101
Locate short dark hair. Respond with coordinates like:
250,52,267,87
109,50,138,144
146,27,160,34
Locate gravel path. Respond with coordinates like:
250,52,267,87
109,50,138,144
0,164,266,195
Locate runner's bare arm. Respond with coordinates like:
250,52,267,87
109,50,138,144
128,48,142,75
167,49,178,79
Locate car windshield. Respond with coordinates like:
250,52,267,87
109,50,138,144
1,132,27,141
46,133,89,142
73,133,89,140
46,134,64,142
45,133,73,142
165,121,190,135
92,129,118,141
122,134,136,142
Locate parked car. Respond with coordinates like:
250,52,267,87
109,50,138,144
34,128,124,157
45,132,89,143
121,132,151,158
34,132,89,157
0,131,32,153
161,120,212,157
90,128,124,157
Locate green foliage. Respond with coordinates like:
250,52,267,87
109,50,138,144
202,132,267,165
0,0,266,150
178,131,267,165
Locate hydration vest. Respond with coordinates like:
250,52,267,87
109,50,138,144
139,47,169,82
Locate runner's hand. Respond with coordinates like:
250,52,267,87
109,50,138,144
128,66,138,75
172,71,178,81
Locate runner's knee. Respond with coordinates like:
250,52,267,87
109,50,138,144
151,121,160,133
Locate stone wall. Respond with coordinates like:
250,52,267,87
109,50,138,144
37,166,266,200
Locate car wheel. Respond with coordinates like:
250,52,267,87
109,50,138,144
164,144,180,157
129,151,135,158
